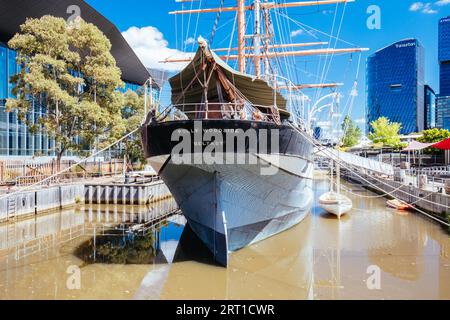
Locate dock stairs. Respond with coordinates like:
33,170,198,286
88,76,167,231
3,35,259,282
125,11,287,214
6,197,16,219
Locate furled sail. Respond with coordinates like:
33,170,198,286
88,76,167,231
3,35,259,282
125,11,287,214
169,38,288,117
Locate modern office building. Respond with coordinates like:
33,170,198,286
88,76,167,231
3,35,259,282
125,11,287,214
366,39,425,135
424,85,436,129
437,16,450,130
436,97,450,130
0,0,160,156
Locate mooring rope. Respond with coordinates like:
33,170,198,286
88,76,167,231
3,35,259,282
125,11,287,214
290,123,450,227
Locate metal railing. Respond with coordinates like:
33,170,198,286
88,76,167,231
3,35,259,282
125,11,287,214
409,166,450,177
166,102,282,123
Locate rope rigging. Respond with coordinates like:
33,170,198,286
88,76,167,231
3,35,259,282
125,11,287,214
289,123,450,226
209,0,225,46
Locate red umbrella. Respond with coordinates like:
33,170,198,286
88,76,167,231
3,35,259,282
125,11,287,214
432,138,450,150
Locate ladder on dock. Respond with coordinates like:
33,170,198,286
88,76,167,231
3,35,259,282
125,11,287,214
6,197,16,219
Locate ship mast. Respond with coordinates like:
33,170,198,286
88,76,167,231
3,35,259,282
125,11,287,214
237,0,246,73
253,0,262,78
168,0,364,84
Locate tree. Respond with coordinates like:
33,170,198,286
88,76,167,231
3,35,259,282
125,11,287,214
120,90,146,169
340,115,362,148
417,128,450,154
417,128,450,143
6,16,124,170
368,117,404,148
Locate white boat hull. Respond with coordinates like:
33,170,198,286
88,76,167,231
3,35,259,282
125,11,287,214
149,153,314,265
319,192,352,218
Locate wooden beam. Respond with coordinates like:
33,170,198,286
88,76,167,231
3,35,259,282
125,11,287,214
278,83,344,90
169,0,355,15
264,0,355,10
212,41,328,52
170,4,251,15
160,47,369,63
237,0,246,73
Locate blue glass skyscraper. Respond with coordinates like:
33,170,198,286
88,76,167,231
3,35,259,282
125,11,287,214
366,39,425,135
424,85,436,129
437,16,450,130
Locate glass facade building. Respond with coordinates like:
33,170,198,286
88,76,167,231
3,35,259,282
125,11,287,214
424,85,436,129
0,41,155,156
436,96,450,130
437,17,450,130
366,39,425,135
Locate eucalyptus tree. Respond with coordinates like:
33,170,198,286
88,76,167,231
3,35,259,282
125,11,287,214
6,15,125,170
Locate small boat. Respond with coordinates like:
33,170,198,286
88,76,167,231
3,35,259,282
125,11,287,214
319,192,353,218
386,199,411,211
319,160,352,219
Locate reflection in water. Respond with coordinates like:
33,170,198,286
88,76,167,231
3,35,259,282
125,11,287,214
75,232,157,265
0,180,449,300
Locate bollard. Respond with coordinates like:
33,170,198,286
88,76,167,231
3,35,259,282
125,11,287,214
418,174,428,190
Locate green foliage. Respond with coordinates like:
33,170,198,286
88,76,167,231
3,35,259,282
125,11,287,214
340,115,362,148
120,90,146,166
417,128,450,154
368,117,403,148
417,128,450,143
6,15,125,165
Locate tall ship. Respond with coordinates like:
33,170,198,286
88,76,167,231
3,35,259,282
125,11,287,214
141,0,366,266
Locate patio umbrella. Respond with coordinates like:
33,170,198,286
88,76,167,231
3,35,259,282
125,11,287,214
432,138,450,150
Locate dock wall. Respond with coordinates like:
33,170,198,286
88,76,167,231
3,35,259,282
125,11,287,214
0,184,85,222
84,181,171,205
1,180,173,223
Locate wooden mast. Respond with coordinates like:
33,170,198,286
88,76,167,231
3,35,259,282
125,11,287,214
263,0,271,80
237,0,246,73
253,0,262,78
168,0,364,79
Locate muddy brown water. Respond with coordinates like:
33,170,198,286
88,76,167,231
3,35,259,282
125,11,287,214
0,178,449,300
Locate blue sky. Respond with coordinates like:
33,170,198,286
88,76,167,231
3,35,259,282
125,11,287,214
86,0,450,131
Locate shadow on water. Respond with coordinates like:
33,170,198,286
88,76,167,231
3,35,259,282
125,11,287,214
74,219,219,266
171,224,218,266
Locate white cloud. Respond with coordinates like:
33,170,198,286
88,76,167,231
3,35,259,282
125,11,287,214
354,118,366,124
435,0,450,6
422,3,438,13
409,2,424,11
290,29,304,38
410,1,441,13
122,26,192,72
322,10,334,15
